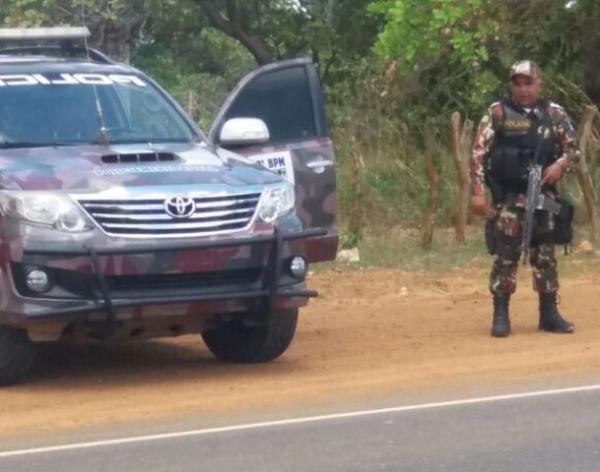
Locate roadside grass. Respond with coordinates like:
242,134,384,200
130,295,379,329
356,226,488,272
315,224,600,276
555,227,600,278
312,225,488,274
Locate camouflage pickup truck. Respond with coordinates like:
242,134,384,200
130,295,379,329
0,28,337,385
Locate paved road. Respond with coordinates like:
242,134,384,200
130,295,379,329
2,386,600,472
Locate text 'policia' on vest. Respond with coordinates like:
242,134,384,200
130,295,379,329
485,97,559,202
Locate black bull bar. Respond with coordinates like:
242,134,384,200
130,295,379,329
21,227,327,324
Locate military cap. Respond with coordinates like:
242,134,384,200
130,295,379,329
509,60,542,80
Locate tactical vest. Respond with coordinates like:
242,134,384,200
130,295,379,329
486,98,558,199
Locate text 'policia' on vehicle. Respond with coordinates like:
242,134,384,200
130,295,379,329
0,27,337,385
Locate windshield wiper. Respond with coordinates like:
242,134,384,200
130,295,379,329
104,138,196,145
0,141,82,149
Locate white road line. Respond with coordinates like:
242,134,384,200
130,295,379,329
2,383,600,459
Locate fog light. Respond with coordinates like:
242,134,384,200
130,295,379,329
25,269,51,293
289,256,307,278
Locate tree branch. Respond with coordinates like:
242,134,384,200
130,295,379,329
200,1,235,36
198,0,274,64
225,0,241,30
320,50,338,85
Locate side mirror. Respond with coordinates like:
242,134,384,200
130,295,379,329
218,118,270,146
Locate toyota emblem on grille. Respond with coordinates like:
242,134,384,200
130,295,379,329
165,196,196,219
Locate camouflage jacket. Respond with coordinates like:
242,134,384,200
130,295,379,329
470,100,580,197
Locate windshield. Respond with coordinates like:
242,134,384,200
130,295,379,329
0,72,198,147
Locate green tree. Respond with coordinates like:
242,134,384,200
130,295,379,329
0,0,162,61
193,0,380,83
369,0,492,70
369,0,600,112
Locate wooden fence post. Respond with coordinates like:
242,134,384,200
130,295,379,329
575,105,600,241
450,112,470,244
186,90,195,118
460,118,474,224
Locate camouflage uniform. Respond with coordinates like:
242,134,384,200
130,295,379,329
471,99,580,296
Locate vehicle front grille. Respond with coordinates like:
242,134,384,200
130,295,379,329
77,192,262,237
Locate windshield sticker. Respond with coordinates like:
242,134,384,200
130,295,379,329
247,150,295,184
93,165,220,176
0,74,146,87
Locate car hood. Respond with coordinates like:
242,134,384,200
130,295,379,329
0,143,280,192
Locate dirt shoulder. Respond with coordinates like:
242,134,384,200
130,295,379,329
1,266,600,438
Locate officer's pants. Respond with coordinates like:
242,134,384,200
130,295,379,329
490,205,558,295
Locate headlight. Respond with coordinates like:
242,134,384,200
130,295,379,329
257,182,295,223
0,192,92,233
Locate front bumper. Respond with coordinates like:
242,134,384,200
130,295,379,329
2,227,326,327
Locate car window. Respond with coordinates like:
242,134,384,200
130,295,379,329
111,82,197,143
0,72,197,147
223,66,317,144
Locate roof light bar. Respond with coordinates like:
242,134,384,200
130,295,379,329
0,27,91,41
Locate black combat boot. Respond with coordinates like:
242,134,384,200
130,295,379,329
538,293,574,333
491,293,511,337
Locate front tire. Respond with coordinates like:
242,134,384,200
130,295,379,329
202,309,298,363
0,327,36,386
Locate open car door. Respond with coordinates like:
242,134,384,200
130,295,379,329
210,58,338,263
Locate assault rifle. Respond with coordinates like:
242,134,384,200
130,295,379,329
521,125,561,265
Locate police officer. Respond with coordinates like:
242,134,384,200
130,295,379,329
470,60,579,337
